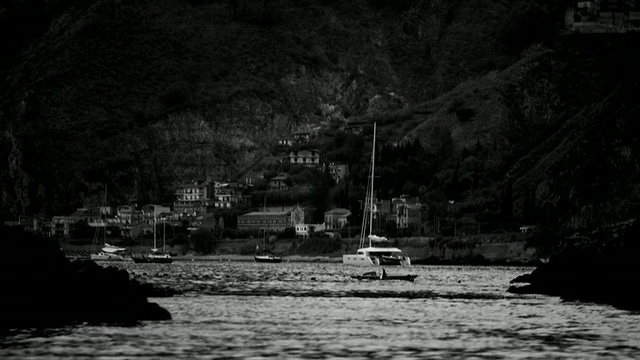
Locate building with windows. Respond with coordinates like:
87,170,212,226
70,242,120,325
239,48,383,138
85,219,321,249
51,216,77,238
289,149,321,167
268,175,289,191
116,205,143,224
388,197,422,230
237,205,305,232
174,180,211,214
213,181,250,208
295,223,326,238
324,208,351,230
142,204,172,220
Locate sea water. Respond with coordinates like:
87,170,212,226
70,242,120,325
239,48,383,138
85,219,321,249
1,262,639,359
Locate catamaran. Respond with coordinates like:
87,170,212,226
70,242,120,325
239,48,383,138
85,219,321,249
342,123,411,266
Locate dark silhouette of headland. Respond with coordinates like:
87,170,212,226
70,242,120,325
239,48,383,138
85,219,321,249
0,226,171,330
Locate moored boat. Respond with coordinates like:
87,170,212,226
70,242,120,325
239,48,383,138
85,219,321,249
350,270,418,282
254,254,282,263
90,185,127,262
342,123,411,267
133,211,172,264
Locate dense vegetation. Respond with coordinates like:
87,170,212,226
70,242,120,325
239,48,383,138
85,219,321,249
2,0,640,245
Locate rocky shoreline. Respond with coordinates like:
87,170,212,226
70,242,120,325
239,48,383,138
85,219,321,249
507,219,640,311
0,227,171,330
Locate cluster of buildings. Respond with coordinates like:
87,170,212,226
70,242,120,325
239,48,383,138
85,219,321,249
566,0,640,32
5,185,427,240
5,124,430,240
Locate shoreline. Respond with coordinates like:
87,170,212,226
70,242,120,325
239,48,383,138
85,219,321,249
71,253,538,266
171,254,343,263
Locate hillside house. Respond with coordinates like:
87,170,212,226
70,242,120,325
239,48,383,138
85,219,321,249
566,0,640,31
327,162,349,183
174,180,210,214
116,205,143,224
51,216,77,238
289,149,321,167
4,215,47,234
295,223,326,238
142,204,172,221
213,181,249,208
268,175,289,191
237,205,305,232
292,125,320,142
278,137,296,146
324,208,351,230
387,197,422,232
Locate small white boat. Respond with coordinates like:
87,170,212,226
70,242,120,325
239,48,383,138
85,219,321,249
91,243,127,261
90,185,126,262
254,254,282,263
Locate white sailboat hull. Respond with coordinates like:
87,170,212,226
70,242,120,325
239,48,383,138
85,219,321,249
343,254,377,266
343,254,411,266
90,252,126,261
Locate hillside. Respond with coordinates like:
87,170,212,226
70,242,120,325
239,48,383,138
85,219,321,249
3,0,640,238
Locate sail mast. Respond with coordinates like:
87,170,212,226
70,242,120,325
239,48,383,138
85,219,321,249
262,197,267,251
369,123,376,247
153,206,157,251
103,184,107,245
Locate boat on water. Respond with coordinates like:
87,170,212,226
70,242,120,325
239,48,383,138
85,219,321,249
351,270,418,282
133,213,173,264
342,123,411,267
253,199,282,264
90,185,126,262
254,254,283,263
133,249,173,264
91,243,127,261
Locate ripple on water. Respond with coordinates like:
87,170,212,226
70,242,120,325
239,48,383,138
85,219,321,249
3,263,640,359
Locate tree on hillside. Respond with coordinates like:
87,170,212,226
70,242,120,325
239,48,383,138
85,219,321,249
189,228,218,254
308,167,335,223
500,178,514,228
522,184,537,224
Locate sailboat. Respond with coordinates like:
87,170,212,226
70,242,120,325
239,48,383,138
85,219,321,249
90,185,126,261
133,210,173,264
342,123,411,266
254,198,282,263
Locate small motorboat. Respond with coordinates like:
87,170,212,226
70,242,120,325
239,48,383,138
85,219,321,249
350,270,418,282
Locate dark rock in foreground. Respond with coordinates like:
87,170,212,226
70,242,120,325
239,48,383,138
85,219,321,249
0,227,171,329
507,220,640,311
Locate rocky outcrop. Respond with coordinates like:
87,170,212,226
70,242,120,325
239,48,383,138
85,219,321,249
507,219,640,310
0,227,171,329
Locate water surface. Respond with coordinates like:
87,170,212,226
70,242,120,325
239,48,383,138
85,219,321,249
1,262,639,359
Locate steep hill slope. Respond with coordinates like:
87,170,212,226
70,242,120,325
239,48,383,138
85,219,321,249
387,32,640,231
1,0,539,218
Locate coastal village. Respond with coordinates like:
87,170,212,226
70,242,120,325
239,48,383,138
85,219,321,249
565,0,640,32
4,123,431,247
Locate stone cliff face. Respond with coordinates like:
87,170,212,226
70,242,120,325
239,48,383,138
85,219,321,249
0,0,547,218
2,0,640,244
